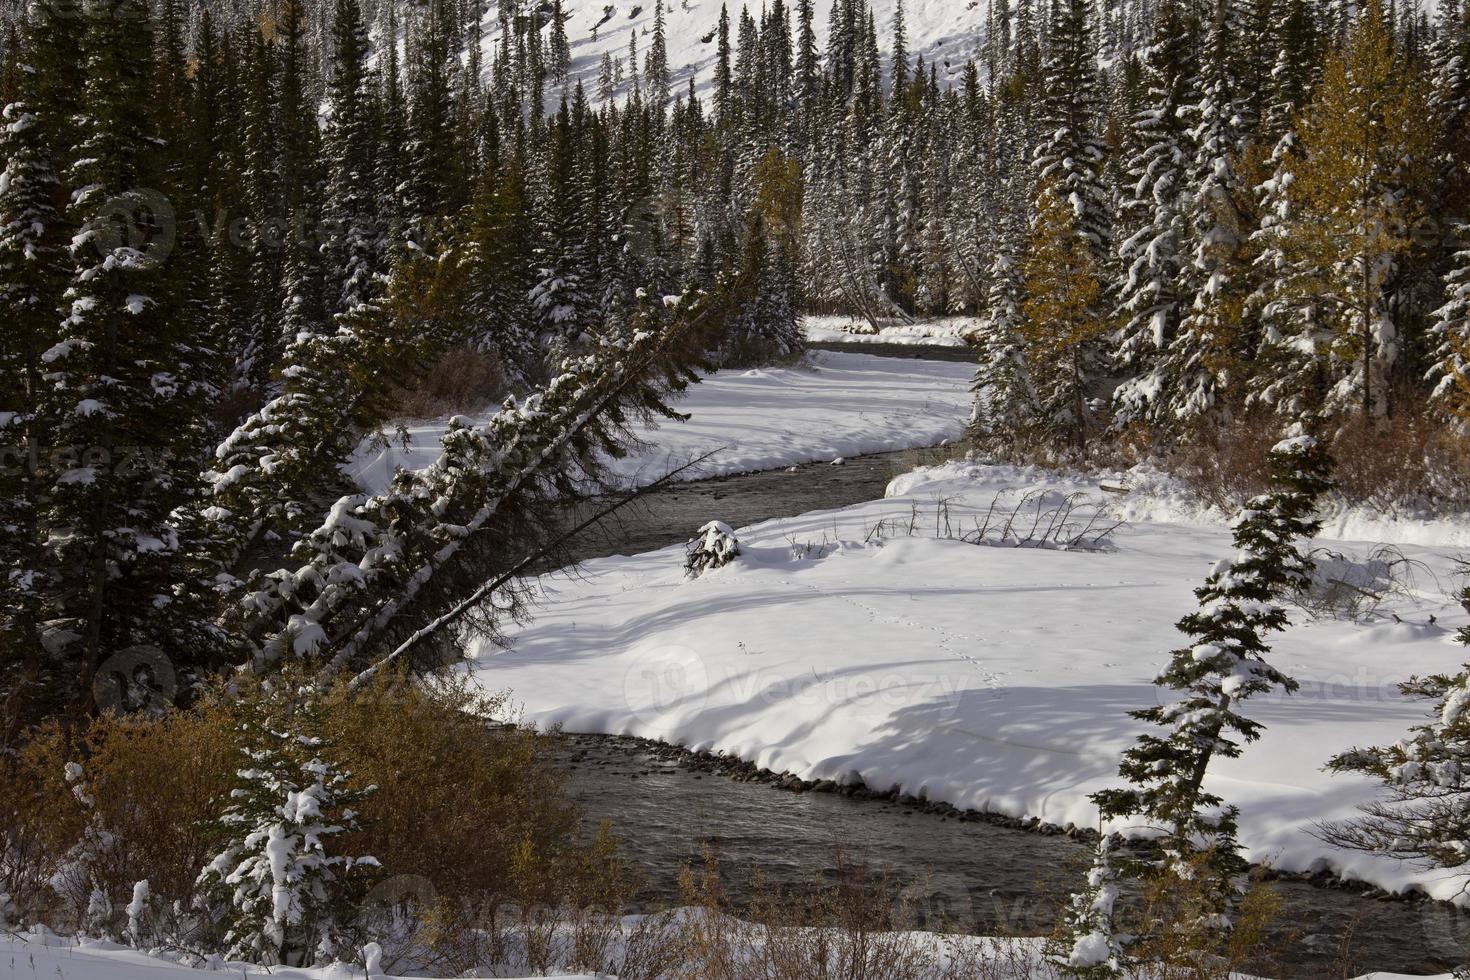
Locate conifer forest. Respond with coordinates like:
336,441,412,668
5,0,1470,975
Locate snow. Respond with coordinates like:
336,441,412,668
1,927,1428,980
804,315,983,348
346,351,974,494
480,0,988,106
0,931,602,979
464,459,1470,904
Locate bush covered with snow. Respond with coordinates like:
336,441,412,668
685,521,741,578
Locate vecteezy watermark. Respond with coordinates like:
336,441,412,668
0,442,189,479
623,642,710,727
93,645,176,717
91,188,177,266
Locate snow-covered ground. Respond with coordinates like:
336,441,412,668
0,932,587,979
0,928,1438,980
347,350,974,494
804,315,984,348
481,1,987,107
466,460,1470,904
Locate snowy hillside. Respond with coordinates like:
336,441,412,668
483,0,989,100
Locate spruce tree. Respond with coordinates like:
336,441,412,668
1093,426,1334,936
1168,0,1252,425
40,0,214,717
1111,0,1199,430
1324,587,1470,898
1429,232,1470,420
324,0,380,314
197,681,377,966
1032,0,1110,263
0,0,70,740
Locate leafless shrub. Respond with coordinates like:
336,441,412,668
390,344,507,419
1294,545,1434,622
865,494,1124,552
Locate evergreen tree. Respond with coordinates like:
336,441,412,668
1429,231,1470,420
1168,0,1252,424
1052,834,1123,978
197,682,377,966
324,0,380,314
1032,0,1110,263
39,0,215,717
1324,585,1470,896
1093,427,1334,937
1111,0,1199,429
645,0,671,112
0,0,71,740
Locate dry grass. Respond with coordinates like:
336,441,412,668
390,344,507,419
0,668,626,961
967,407,1470,520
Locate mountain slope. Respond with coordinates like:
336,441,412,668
481,0,990,101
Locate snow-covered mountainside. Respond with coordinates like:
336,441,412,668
482,0,989,100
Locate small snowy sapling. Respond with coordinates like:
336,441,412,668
685,521,740,578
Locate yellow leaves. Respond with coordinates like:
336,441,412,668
1268,0,1433,414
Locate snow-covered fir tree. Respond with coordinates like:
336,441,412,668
1430,233,1470,421
197,682,377,966
1093,426,1334,935
1324,585,1470,886
1110,0,1199,430
1053,834,1123,978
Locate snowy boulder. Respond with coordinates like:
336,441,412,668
685,521,740,578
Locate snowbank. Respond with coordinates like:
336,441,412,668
804,315,984,348
890,459,1470,549
0,931,594,979
348,351,974,494
0,928,1429,980
467,461,1470,905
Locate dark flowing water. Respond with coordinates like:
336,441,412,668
546,437,1468,977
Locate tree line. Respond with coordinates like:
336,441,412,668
2,0,1469,732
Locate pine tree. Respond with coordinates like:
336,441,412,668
1429,231,1470,420
402,0,462,248
324,0,380,314
890,0,909,94
1032,0,1110,263
1168,0,1252,425
1052,834,1123,978
40,0,215,717
0,0,72,740
549,0,572,85
197,681,377,966
970,247,1038,451
1324,585,1470,889
715,3,733,125
646,0,671,112
1093,427,1334,935
1111,0,1199,429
